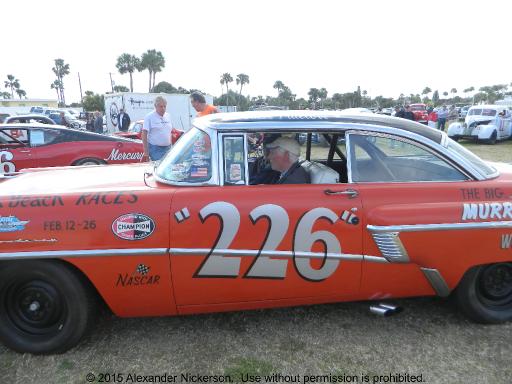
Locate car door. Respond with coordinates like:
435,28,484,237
27,128,68,168
0,127,32,172
169,133,363,308
346,131,483,298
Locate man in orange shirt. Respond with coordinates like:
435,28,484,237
190,92,219,117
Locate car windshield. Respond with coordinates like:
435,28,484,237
156,127,213,183
410,105,425,111
468,108,497,117
445,138,496,177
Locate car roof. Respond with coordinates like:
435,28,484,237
195,110,443,144
0,122,68,129
5,114,55,121
469,105,501,110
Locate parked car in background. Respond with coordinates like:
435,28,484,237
0,123,144,173
48,112,85,130
459,105,471,119
0,114,11,123
377,107,393,115
448,105,512,143
115,119,144,140
409,103,428,124
4,114,56,125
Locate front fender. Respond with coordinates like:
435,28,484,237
447,122,463,136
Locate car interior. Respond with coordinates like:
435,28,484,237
248,130,468,185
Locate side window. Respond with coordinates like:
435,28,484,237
349,133,468,182
223,135,246,185
0,129,28,146
30,129,63,146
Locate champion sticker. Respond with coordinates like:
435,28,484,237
112,213,155,240
0,216,29,232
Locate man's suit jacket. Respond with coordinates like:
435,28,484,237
278,161,310,184
118,113,131,131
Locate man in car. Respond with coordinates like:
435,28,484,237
264,137,310,184
190,92,219,117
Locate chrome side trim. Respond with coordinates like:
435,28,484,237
421,268,451,297
0,248,169,261
170,248,364,261
363,255,389,264
368,221,512,233
370,232,409,263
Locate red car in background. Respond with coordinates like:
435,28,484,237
409,103,429,124
0,123,144,173
114,119,184,144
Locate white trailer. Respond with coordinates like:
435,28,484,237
103,92,214,134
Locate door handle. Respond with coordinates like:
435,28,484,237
324,189,358,198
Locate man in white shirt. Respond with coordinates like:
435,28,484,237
142,96,172,161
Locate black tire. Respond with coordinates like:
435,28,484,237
456,263,512,324
487,131,497,145
0,261,95,354
74,158,104,166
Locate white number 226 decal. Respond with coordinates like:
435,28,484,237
193,202,342,282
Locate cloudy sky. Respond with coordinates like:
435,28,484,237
2,0,510,104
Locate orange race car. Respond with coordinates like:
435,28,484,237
1,110,511,354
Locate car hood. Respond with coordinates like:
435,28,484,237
0,163,152,196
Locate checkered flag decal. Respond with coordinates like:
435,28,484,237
136,264,150,275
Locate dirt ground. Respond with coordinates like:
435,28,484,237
1,141,512,384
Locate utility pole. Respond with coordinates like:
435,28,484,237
78,72,83,103
109,72,115,92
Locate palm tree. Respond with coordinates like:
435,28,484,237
220,77,225,102
0,91,11,99
116,53,141,92
15,89,26,99
140,50,166,92
318,88,328,108
450,88,457,98
52,59,70,106
308,88,320,109
236,73,250,109
50,80,62,103
4,75,19,98
221,73,233,106
273,80,285,97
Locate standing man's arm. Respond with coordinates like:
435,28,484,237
141,130,149,161
142,114,151,161
126,114,131,129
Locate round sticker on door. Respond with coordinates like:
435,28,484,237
112,213,155,240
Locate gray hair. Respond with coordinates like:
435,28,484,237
154,96,167,107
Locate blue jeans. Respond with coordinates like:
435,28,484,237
438,118,446,131
148,143,171,161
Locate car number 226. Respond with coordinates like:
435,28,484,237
180,202,348,282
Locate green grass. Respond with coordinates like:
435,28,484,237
224,358,275,382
